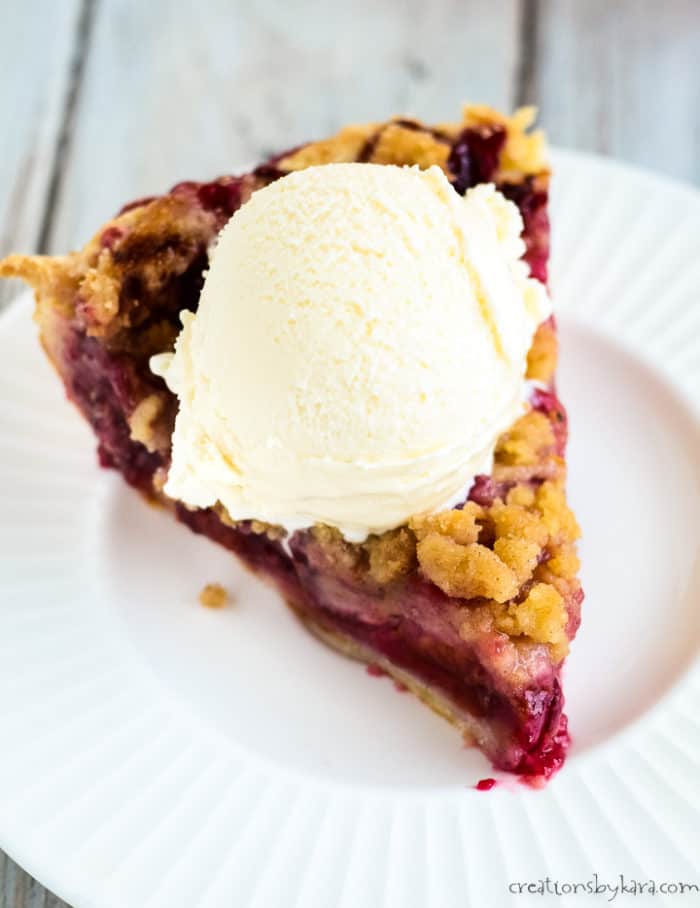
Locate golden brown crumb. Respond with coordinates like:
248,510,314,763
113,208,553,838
248,519,287,541
278,124,376,171
410,502,483,545
416,536,519,602
495,410,555,466
505,485,536,508
493,536,541,584
2,195,226,343
312,524,364,574
212,508,286,541
536,561,581,610
493,583,568,661
500,109,548,181
488,500,549,547
0,254,79,318
527,322,558,382
198,583,230,609
545,542,580,579
151,466,169,494
128,393,166,453
365,527,416,585
410,471,579,655
534,481,581,542
370,123,451,170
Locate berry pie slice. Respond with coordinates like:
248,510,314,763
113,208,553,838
1,105,582,781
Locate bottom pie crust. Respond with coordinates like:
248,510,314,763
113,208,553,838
292,602,489,749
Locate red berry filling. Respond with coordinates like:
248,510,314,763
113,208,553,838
448,125,507,195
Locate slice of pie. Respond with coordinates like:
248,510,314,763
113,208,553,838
0,105,582,781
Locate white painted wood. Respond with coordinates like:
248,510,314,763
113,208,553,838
534,0,700,184
0,2,82,307
49,0,521,251
0,849,69,908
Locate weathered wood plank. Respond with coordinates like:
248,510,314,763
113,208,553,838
0,1,83,307
48,0,521,251
0,850,69,908
531,0,699,183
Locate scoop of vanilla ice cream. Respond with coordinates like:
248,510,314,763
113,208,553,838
152,163,550,541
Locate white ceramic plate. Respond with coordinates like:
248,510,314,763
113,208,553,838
1,150,699,908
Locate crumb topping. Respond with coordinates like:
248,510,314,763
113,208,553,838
248,519,287,541
526,321,558,382
505,484,536,507
489,499,549,547
369,123,451,170
198,582,230,609
365,527,417,585
278,104,547,190
319,471,581,660
493,536,542,584
213,506,286,541
311,524,363,574
128,393,166,453
415,479,580,657
492,583,568,660
410,502,483,546
277,124,376,170
415,535,521,602
545,543,580,579
534,480,581,542
494,410,555,466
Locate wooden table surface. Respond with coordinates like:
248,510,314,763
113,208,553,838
1,0,698,904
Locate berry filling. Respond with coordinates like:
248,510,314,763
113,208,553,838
448,125,506,194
